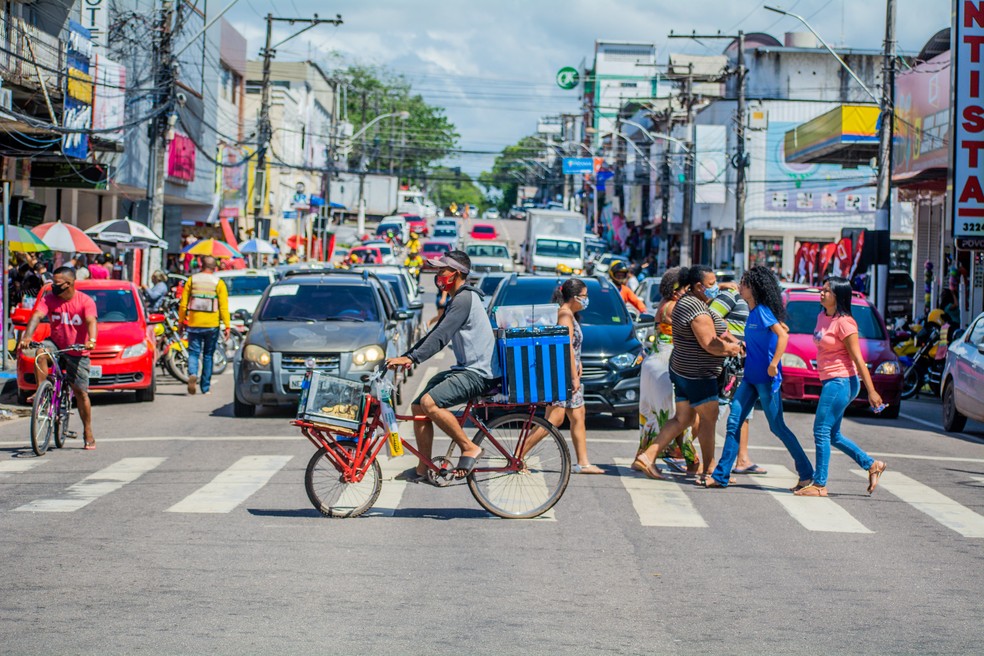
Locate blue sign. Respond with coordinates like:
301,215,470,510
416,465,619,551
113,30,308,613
62,21,92,160
562,157,594,174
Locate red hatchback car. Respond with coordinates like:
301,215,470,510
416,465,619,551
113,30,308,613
13,280,160,404
780,288,903,418
404,214,428,237
469,223,498,240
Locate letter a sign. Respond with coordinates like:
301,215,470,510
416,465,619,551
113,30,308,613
953,0,984,247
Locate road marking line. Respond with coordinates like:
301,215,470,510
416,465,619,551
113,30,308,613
899,412,984,444
166,456,293,513
0,459,49,477
747,464,872,534
971,476,984,486
852,469,984,538
370,453,413,517
14,458,166,512
613,458,706,528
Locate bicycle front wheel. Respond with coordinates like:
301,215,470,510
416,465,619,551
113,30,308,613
468,413,571,519
30,381,55,456
54,385,71,448
305,445,382,518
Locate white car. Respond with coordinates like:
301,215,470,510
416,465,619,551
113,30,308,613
434,218,458,231
482,208,501,220
361,240,399,265
464,240,514,273
216,268,277,318
941,312,984,431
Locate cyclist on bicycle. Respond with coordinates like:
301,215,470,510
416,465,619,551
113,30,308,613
19,266,98,449
386,250,498,482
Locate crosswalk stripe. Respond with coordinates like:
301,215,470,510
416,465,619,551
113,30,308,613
852,469,984,538
0,459,49,477
166,456,293,513
482,455,557,521
14,458,166,512
747,465,872,534
612,458,707,528
372,450,413,517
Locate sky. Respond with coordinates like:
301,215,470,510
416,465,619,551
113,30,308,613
227,0,951,177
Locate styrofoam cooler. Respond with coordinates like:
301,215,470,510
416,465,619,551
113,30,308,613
497,326,572,404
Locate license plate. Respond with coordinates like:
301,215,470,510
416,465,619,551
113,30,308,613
288,375,305,390
89,365,102,379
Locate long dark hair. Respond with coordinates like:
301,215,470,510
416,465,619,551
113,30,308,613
825,276,854,317
742,266,785,321
552,278,586,322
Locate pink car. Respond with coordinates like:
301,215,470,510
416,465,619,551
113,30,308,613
779,288,903,418
469,223,498,240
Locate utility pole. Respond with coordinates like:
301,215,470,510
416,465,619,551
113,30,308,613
873,0,896,318
147,0,177,275
252,13,343,239
357,90,367,237
680,66,694,267
669,31,750,270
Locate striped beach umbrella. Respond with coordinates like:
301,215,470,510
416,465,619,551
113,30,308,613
0,225,51,252
31,221,102,253
181,238,243,259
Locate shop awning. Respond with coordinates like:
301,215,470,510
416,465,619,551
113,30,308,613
784,105,880,166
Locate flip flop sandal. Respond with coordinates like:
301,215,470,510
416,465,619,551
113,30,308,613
632,456,664,480
83,442,96,450
704,479,728,489
453,449,483,479
793,484,828,497
789,480,813,492
734,464,768,475
572,464,604,475
867,461,887,495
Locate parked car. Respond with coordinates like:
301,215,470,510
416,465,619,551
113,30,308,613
469,223,499,240
432,227,460,248
233,270,414,417
350,264,420,304
488,274,649,428
435,218,458,230
779,288,903,418
404,214,429,237
13,280,160,404
473,272,508,309
633,276,663,314
483,208,501,220
941,311,984,431
216,268,277,318
507,206,527,220
464,240,514,273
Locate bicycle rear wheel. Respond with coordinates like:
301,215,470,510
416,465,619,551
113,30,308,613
305,444,382,518
30,381,55,456
467,413,571,519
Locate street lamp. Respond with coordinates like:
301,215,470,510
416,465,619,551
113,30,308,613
344,110,410,236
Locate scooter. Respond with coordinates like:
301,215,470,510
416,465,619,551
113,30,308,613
899,324,946,399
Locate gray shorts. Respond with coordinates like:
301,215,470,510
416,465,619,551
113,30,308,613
42,339,90,393
414,369,493,408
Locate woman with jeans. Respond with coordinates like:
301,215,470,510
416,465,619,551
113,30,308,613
633,265,742,483
794,277,887,497
708,267,814,489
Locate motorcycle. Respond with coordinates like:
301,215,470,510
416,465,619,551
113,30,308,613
899,324,947,400
154,299,227,383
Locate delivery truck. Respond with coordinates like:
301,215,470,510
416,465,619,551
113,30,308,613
329,173,399,221
522,209,587,274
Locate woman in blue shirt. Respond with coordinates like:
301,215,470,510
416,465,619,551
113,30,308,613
708,267,814,489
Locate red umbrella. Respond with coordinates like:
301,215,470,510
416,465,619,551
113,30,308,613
286,234,307,249
32,221,103,253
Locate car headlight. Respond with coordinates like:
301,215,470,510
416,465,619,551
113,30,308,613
875,360,901,375
243,344,271,367
610,351,644,370
781,353,807,369
122,341,148,359
352,344,385,368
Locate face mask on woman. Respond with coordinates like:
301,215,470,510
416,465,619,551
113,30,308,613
703,283,720,300
577,296,590,310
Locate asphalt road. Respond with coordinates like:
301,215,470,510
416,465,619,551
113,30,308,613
1,218,982,655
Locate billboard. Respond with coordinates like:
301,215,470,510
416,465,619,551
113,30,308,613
894,51,950,175
62,21,93,160
952,1,984,244
92,54,126,142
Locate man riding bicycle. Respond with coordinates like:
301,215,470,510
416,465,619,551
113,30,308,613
19,266,98,449
386,250,498,482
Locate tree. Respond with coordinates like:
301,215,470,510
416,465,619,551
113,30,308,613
337,64,459,182
481,135,546,212
428,166,484,211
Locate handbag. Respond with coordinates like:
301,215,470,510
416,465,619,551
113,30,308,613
718,356,744,401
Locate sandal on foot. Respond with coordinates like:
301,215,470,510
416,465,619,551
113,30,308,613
793,484,827,497
733,464,768,475
83,441,96,450
453,449,483,479
632,455,663,480
573,464,604,475
704,478,728,489
867,461,887,495
789,480,813,492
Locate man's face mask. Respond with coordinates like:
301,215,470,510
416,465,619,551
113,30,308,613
435,270,456,292
51,280,71,296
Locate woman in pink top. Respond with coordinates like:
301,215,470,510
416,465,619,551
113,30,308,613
795,277,887,497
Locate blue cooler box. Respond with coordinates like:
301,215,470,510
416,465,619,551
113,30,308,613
497,326,573,404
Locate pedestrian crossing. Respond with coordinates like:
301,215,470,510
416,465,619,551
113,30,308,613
2,454,983,538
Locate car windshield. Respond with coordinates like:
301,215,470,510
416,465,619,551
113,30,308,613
434,228,457,238
480,275,506,296
222,276,271,296
473,225,495,235
259,283,380,322
423,242,449,254
492,279,626,325
466,244,509,258
375,224,402,236
786,300,885,340
86,289,138,323
536,238,581,259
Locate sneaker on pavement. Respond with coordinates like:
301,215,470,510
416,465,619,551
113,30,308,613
187,375,197,395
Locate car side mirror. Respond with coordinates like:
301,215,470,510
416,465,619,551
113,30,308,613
409,300,424,311
386,320,398,331
635,313,656,325
393,310,413,321
147,313,166,324
977,343,984,355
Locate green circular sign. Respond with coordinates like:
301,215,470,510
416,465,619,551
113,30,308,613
556,66,579,90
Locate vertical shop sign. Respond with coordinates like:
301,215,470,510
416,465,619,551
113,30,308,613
63,21,93,160
953,0,984,248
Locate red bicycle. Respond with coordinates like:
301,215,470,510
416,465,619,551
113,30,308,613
293,368,570,519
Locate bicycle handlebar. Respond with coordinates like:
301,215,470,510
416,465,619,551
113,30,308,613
29,341,88,353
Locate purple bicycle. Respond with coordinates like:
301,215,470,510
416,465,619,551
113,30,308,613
29,341,85,456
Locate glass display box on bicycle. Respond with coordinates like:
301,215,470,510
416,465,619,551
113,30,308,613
296,369,368,434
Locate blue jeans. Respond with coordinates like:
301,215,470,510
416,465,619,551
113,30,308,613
186,327,219,393
813,376,874,486
712,380,814,486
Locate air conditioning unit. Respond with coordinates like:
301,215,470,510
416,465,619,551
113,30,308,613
0,87,12,112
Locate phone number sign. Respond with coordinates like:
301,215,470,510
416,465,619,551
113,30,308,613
953,1,984,243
